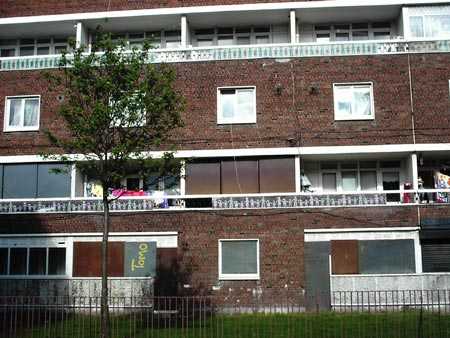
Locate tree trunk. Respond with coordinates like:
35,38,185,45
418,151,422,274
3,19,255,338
100,193,110,338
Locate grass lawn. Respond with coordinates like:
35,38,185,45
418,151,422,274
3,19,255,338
17,310,450,338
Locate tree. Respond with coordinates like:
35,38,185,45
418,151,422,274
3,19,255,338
44,33,184,338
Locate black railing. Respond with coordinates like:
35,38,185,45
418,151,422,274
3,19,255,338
0,290,449,337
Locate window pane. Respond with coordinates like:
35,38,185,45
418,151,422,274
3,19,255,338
360,161,377,169
163,175,180,195
259,157,295,193
144,174,160,192
410,16,424,38
1,48,15,57
383,172,400,202
316,33,330,42
335,86,352,116
374,31,391,40
237,37,250,45
353,87,371,116
24,98,39,127
322,173,337,192
48,248,66,275
352,31,369,40
0,249,7,275
236,89,254,119
8,99,22,126
19,46,34,56
221,241,258,275
335,32,349,41
197,39,214,47
220,90,235,119
217,37,233,46
126,177,140,190
361,171,377,190
221,160,259,194
10,248,27,275
255,35,270,44
185,161,221,194
342,171,357,191
37,46,50,55
29,248,47,275
54,45,67,54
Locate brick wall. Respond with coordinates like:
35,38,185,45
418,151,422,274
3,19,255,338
0,206,419,299
0,0,318,18
2,54,449,155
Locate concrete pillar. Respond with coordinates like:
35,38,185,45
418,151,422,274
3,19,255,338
181,15,190,48
295,155,301,193
411,153,419,190
76,22,88,50
290,10,297,44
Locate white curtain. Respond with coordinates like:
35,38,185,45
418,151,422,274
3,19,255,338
353,87,371,116
23,99,38,127
8,99,22,127
342,171,357,191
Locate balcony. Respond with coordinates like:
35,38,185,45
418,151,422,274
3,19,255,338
1,39,450,71
0,189,446,214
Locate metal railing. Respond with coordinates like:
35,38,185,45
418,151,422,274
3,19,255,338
1,39,450,71
0,290,449,337
0,189,447,214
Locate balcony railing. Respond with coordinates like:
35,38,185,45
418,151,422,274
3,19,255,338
0,189,445,214
1,39,450,71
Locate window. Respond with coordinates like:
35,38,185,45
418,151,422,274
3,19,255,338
185,157,295,195
333,83,374,120
219,239,259,280
0,247,66,276
410,14,450,38
4,96,40,132
313,22,391,42
217,87,256,124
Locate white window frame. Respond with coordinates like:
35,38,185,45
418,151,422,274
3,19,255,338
4,95,41,132
218,239,260,280
217,86,257,124
333,82,375,121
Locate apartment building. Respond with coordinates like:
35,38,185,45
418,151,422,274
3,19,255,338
1,0,450,306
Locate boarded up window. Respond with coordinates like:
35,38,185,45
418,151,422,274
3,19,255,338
331,240,359,274
221,159,259,194
259,157,295,193
73,242,124,277
359,240,415,274
185,161,221,194
421,239,450,273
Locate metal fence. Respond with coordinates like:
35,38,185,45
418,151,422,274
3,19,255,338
1,290,450,338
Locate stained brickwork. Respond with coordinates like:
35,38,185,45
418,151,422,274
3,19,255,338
0,0,318,18
2,54,449,155
0,206,418,299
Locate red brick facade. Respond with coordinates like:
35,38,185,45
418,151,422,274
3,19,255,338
0,0,318,18
1,54,450,155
